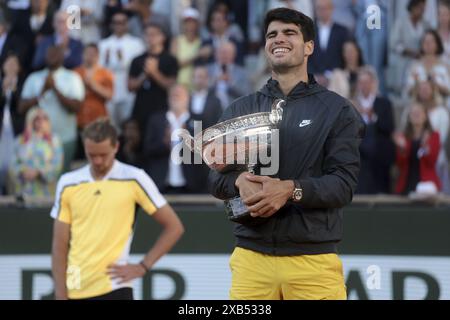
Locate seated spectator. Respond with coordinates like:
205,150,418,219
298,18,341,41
207,41,251,110
308,0,349,87
74,44,114,158
32,11,83,70
404,29,450,103
170,8,202,90
9,107,63,197
99,11,145,130
388,0,428,96
20,45,85,172
128,22,178,132
352,67,396,194
394,103,441,195
199,5,244,66
60,0,104,44
328,40,365,99
117,118,144,168
0,54,25,194
142,84,190,193
415,79,450,193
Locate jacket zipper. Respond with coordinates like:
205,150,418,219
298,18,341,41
271,96,288,255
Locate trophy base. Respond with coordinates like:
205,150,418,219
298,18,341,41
224,197,252,223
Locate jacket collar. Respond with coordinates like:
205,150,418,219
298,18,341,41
259,74,326,100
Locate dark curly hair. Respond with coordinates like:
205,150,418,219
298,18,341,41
263,7,315,43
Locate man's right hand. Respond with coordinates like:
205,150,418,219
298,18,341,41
235,172,263,205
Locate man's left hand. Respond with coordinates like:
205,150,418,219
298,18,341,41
107,264,146,284
243,175,294,218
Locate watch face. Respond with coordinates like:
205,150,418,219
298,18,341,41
293,189,302,201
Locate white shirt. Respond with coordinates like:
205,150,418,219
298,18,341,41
191,90,208,115
21,68,85,143
428,106,450,145
166,111,190,187
318,22,332,51
30,14,46,32
428,106,450,165
357,93,377,124
99,34,145,103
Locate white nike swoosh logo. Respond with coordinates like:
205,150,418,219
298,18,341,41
299,121,312,127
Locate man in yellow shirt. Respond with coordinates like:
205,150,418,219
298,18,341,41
51,118,184,300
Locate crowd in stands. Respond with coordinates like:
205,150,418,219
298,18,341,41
0,0,450,198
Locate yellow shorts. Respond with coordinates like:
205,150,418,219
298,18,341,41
229,247,347,300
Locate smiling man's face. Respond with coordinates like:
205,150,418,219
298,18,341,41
264,21,313,73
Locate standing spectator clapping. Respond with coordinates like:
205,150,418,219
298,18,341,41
394,103,441,195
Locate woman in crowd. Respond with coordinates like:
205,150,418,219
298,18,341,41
9,107,63,197
394,103,441,195
404,29,450,102
415,79,450,193
328,40,365,99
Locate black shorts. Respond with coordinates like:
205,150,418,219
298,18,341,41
72,288,134,300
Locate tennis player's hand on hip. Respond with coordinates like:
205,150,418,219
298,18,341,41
107,264,147,284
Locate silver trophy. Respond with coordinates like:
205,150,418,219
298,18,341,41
180,99,285,222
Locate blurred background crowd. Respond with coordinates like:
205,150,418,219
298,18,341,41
0,0,449,198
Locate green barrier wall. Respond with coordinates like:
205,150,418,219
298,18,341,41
1,203,450,256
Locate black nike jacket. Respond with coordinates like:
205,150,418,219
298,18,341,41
208,75,365,255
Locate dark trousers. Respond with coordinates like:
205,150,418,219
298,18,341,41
71,288,134,300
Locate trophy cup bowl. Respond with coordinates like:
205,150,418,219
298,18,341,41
180,99,285,223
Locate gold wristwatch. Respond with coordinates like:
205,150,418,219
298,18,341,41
291,180,303,202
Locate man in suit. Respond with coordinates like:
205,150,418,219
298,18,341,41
142,84,191,193
184,64,222,193
0,13,27,71
8,0,55,73
352,67,395,194
207,41,252,111
189,64,222,131
308,0,349,87
32,10,83,70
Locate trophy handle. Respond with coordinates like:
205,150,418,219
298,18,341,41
269,99,285,124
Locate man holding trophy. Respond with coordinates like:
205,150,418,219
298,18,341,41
187,7,365,300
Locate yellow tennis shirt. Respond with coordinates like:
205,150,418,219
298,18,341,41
50,160,167,299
